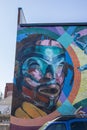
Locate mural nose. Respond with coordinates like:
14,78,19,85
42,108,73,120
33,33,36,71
45,72,53,79
45,65,55,79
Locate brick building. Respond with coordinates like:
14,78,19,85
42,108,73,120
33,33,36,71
4,83,13,98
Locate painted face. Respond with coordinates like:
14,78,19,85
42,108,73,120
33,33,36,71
21,40,66,111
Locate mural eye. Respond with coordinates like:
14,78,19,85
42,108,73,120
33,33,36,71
28,64,42,81
56,65,65,85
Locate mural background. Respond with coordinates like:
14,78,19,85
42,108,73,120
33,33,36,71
11,24,87,129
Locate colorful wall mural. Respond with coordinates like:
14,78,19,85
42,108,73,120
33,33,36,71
10,24,87,130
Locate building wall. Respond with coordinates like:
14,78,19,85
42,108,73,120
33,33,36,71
4,83,13,98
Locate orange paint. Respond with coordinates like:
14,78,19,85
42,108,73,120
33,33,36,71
67,46,81,103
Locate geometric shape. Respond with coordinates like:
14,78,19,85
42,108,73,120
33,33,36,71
57,32,73,48
67,26,76,35
74,98,87,110
57,99,76,115
59,91,66,103
56,27,65,35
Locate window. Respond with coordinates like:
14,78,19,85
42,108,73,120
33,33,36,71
46,123,66,130
71,121,87,130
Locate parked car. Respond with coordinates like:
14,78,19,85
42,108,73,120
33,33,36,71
39,114,87,130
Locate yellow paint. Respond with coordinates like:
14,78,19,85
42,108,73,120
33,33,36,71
71,45,87,104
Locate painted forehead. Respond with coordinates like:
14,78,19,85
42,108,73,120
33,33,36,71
35,40,65,58
36,39,63,48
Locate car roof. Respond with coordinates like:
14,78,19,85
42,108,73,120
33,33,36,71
54,114,87,122
39,114,87,130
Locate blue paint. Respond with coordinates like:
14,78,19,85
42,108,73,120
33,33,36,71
62,51,73,97
17,33,28,42
67,26,76,35
57,99,76,114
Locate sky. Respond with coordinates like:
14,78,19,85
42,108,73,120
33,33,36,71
0,0,87,95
